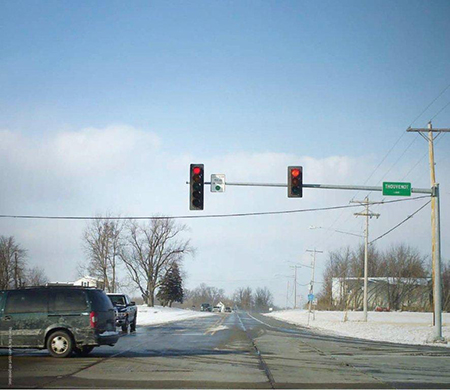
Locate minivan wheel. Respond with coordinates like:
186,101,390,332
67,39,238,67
47,331,73,358
73,345,94,356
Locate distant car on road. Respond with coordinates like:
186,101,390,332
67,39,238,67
0,286,119,358
107,293,137,333
200,303,212,312
225,306,232,312
212,306,221,312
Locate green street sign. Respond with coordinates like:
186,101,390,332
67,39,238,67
383,182,411,196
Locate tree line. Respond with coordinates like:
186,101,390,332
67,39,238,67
1,218,277,312
181,283,274,312
318,243,450,312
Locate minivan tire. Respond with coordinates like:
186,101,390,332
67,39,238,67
47,330,74,358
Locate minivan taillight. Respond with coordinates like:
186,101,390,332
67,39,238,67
90,311,98,328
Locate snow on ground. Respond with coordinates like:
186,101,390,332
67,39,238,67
136,305,215,326
264,309,450,347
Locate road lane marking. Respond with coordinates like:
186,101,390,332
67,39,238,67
237,313,247,331
245,312,277,329
204,314,227,335
236,312,275,389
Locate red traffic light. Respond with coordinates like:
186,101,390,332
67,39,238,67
190,164,204,210
291,169,300,178
288,166,303,198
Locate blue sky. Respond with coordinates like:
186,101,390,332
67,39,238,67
2,1,450,156
1,1,449,305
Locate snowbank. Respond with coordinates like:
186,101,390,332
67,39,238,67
136,305,215,326
264,309,450,347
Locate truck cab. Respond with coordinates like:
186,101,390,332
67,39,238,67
107,293,137,333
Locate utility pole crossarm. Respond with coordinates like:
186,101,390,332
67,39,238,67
354,212,380,218
407,127,450,132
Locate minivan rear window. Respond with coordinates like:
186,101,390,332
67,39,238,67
88,290,114,311
50,289,89,313
5,290,48,314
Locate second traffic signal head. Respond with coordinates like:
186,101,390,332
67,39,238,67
190,164,204,210
288,166,303,198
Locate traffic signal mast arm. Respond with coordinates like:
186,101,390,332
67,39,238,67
189,181,433,195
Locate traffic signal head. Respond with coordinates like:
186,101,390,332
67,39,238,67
288,166,303,197
190,164,204,210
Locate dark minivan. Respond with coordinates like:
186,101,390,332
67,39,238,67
0,286,119,358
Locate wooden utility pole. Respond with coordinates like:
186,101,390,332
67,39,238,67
351,198,380,322
14,252,19,289
286,280,290,309
407,121,450,342
289,265,300,308
306,249,323,325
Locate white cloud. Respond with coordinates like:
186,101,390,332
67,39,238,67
1,125,160,175
51,125,161,176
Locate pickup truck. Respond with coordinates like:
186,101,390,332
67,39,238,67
107,293,138,333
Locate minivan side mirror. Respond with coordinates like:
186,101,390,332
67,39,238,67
129,301,136,306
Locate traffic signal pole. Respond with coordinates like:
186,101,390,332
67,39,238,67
407,122,450,342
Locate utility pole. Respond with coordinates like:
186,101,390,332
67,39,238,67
14,252,19,289
306,249,323,325
407,122,450,342
286,280,290,309
352,197,380,322
289,266,299,308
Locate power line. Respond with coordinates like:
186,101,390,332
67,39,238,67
0,196,430,221
409,82,450,127
317,83,450,247
355,81,450,198
322,199,430,283
369,200,431,245
401,131,447,181
430,99,450,122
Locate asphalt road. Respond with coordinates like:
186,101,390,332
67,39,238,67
0,311,449,388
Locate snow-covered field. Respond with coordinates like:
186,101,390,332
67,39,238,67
264,309,450,347
136,305,215,326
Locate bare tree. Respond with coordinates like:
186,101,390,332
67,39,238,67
120,218,193,307
183,283,227,308
233,287,253,310
381,244,428,310
442,260,450,312
318,247,352,309
254,287,274,312
82,218,123,293
26,266,49,286
0,236,27,289
319,243,429,311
